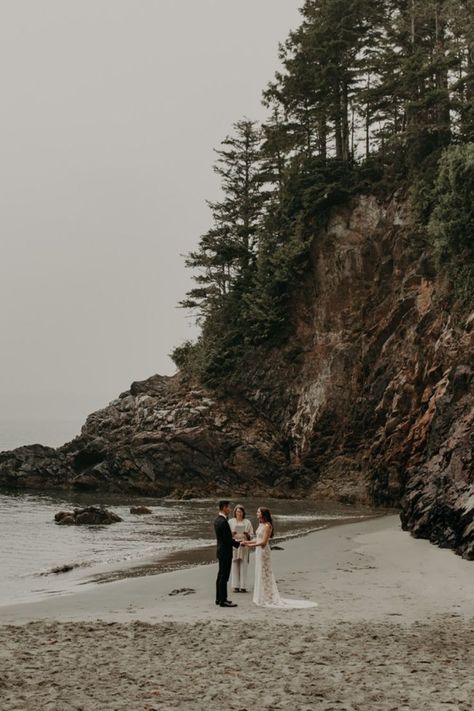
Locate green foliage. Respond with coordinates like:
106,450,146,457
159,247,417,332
170,341,199,373
428,144,474,256
241,223,311,345
175,0,474,384
181,119,265,321
428,143,474,300
408,147,447,225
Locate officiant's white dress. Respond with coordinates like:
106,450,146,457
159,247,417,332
229,516,254,590
253,523,317,609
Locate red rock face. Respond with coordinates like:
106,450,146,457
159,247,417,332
232,195,473,556
0,195,472,556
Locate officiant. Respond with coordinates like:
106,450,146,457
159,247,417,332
229,504,254,593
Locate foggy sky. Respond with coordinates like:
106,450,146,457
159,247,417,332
0,1,301,425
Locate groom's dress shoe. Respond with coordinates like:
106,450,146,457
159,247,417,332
220,601,237,607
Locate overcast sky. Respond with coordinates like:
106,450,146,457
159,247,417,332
0,0,301,426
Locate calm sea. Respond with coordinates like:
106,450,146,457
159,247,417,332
0,491,381,607
0,420,381,607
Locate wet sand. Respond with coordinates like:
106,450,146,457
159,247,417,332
1,515,473,710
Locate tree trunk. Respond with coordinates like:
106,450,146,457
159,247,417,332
434,3,451,144
365,74,371,158
341,80,350,161
334,81,343,159
318,111,327,161
464,39,474,138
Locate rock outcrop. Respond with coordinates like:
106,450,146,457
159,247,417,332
0,195,472,556
130,506,153,515
0,376,288,498
54,506,122,526
227,195,473,555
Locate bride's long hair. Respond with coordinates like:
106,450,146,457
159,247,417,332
258,507,274,538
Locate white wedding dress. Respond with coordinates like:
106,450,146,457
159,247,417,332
252,524,318,609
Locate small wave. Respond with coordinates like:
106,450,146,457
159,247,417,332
133,508,188,519
33,537,214,577
273,525,327,543
164,498,216,504
97,538,214,565
274,513,367,522
38,562,88,576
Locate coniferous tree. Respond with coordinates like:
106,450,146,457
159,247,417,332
180,119,265,320
367,0,455,161
265,0,385,162
450,0,474,141
174,0,474,382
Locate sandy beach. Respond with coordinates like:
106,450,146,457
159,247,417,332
1,514,474,710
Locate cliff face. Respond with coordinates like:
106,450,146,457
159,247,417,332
232,195,473,556
0,195,472,556
0,376,289,498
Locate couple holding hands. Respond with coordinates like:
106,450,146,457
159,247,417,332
214,500,317,610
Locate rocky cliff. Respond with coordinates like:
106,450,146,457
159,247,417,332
1,195,472,556
0,376,289,499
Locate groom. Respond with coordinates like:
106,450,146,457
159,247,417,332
214,500,240,608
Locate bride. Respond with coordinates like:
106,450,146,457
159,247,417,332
241,507,317,609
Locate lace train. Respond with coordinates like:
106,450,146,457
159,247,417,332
252,524,317,609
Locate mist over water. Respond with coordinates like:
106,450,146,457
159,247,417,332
0,419,84,451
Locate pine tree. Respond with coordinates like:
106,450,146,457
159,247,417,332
450,0,474,141
174,0,474,382
366,0,455,161
180,119,265,320
265,0,383,162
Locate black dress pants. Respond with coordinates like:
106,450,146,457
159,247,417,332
216,553,232,604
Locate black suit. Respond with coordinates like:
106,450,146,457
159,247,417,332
214,514,240,604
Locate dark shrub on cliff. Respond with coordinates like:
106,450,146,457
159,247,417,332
428,144,474,301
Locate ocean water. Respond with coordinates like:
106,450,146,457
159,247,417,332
0,490,379,606
0,419,382,606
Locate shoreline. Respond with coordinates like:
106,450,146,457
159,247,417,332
81,513,378,587
0,512,375,612
0,490,384,607
1,514,473,625
2,515,474,710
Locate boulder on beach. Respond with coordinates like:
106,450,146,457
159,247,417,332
130,506,152,515
54,506,122,526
